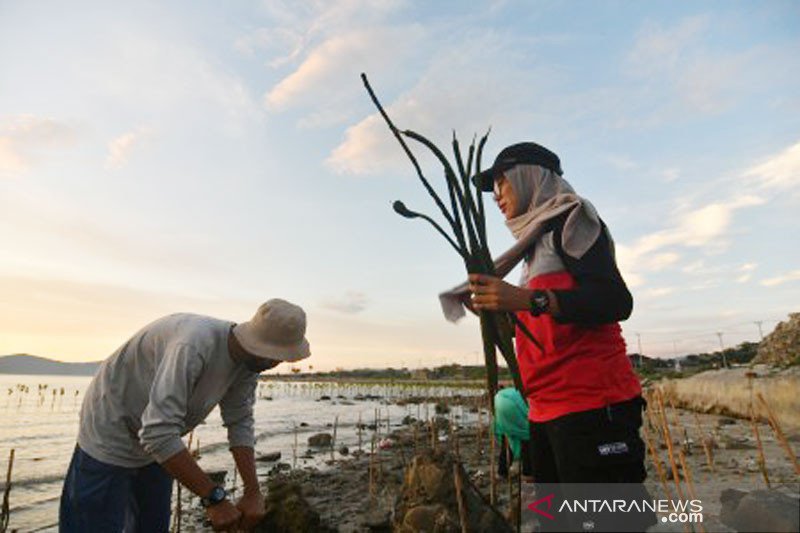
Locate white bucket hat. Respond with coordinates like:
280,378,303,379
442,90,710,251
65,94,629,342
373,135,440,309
232,299,310,362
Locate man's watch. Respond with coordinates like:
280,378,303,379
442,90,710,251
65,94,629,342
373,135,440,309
201,485,227,508
528,290,550,316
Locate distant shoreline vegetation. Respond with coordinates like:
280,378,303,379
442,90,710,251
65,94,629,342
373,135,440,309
0,340,766,380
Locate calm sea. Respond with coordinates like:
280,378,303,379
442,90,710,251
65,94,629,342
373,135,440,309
0,373,480,532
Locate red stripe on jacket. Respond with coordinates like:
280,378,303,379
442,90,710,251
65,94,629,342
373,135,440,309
516,270,641,422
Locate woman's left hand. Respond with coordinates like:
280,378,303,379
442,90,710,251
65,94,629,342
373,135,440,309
468,274,530,312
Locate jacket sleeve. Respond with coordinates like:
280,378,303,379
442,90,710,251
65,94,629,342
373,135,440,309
219,373,257,449
139,343,205,463
550,217,633,325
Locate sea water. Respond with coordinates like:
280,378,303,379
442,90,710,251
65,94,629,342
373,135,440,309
0,374,480,531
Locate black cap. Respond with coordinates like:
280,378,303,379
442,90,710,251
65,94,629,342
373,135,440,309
473,142,562,192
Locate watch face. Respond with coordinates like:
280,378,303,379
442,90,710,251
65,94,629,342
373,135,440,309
203,485,227,507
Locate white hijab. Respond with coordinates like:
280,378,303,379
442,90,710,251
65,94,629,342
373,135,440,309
439,165,602,322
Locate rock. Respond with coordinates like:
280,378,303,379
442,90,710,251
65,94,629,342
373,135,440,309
207,470,227,485
308,433,333,447
362,508,391,532
268,462,292,475
433,415,450,431
338,445,349,456
721,435,755,450
256,451,282,462
401,415,417,425
255,479,334,533
434,402,450,415
394,450,512,533
721,489,800,533
754,313,800,366
400,504,456,532
720,488,748,523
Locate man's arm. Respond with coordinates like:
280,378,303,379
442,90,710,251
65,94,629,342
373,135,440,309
231,446,259,495
220,376,265,528
162,449,242,530
231,446,266,528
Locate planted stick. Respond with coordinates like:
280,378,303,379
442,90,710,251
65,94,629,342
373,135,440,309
678,451,705,533
369,435,376,500
693,412,714,475
643,425,672,500
756,392,800,475
750,414,770,487
331,415,338,462
656,390,685,500
358,412,363,454
292,422,298,470
454,463,469,533
1,449,14,533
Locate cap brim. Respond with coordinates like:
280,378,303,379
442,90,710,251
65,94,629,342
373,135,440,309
472,167,498,192
233,323,311,362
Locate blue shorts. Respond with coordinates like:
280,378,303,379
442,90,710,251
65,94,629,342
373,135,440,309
59,445,173,533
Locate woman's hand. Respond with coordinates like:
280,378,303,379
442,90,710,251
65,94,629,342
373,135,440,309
468,274,531,312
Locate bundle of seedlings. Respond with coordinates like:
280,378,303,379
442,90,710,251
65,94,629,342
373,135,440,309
360,73,540,403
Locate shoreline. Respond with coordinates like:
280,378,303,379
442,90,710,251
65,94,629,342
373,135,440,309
176,390,800,532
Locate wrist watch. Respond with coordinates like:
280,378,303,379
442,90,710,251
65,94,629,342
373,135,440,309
201,485,227,508
528,290,550,316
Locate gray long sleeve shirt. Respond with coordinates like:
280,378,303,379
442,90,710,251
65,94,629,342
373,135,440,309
77,313,258,468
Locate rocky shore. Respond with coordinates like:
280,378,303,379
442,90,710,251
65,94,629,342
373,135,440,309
174,386,799,533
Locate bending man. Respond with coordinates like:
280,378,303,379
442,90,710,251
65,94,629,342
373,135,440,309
59,299,310,532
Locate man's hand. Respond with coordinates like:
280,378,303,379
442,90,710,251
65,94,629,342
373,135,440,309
468,274,530,312
205,500,242,531
236,490,267,530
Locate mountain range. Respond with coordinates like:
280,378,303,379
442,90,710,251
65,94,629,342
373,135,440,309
0,354,101,376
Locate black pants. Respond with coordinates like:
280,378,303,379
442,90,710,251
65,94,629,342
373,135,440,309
525,397,657,532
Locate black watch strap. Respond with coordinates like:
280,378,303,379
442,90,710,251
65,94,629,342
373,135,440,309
201,485,227,508
529,290,550,316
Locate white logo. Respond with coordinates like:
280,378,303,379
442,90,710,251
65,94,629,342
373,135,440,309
597,442,628,456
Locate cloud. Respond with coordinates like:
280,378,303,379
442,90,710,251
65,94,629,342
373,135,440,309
0,115,78,178
743,140,800,191
264,26,424,117
320,290,369,314
105,127,152,169
640,287,675,299
327,31,549,175
760,270,800,287
617,194,765,287
625,15,787,118
736,262,757,283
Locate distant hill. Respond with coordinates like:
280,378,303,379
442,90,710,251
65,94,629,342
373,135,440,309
0,354,101,376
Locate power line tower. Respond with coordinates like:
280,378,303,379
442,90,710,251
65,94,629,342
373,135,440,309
636,332,643,368
754,321,765,340
716,332,728,368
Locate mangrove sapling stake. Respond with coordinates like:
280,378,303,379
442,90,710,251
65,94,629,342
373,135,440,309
756,392,800,475
1,449,14,533
361,73,538,402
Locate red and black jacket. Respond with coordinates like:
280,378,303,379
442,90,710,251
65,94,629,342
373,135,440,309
515,214,641,422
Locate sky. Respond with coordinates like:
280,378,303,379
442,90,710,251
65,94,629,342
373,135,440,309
1,0,799,370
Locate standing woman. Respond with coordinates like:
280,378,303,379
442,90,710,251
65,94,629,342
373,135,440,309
462,142,655,531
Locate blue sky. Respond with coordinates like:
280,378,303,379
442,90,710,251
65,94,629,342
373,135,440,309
1,0,798,368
